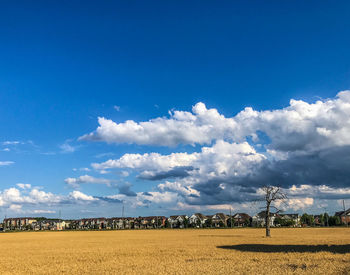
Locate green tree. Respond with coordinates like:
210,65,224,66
324,213,329,226
164,219,170,228
205,218,212,228
183,217,189,228
301,213,314,226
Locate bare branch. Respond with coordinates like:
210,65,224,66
259,185,287,237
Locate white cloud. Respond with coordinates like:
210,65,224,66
93,140,265,176
81,91,350,154
80,102,238,146
113,105,120,111
0,185,108,213
29,188,62,204
60,142,76,153
233,91,350,152
0,161,14,166
64,175,113,188
53,91,350,213
72,168,91,172
0,187,62,207
69,191,98,201
287,185,350,199
92,151,197,171
16,183,31,189
93,140,266,203
276,198,314,211
121,171,129,177
2,141,20,145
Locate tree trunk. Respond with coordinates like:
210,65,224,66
266,203,271,237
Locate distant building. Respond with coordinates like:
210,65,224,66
189,213,207,227
232,213,251,227
252,211,277,227
211,213,228,227
3,217,37,230
168,215,188,228
335,209,350,225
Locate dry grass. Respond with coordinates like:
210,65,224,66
1,228,350,274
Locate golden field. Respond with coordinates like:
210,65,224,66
1,228,350,274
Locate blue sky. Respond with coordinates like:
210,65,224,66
1,1,350,219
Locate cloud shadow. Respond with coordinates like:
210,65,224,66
217,244,350,254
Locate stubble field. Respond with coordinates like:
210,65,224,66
1,228,350,274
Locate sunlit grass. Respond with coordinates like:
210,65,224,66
0,228,349,274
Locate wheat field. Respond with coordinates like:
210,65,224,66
0,228,350,274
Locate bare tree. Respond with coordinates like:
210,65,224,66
261,185,287,237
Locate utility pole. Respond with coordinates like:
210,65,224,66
343,200,348,227
230,208,232,228
122,204,125,229
59,210,61,230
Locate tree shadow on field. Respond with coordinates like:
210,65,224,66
217,244,350,254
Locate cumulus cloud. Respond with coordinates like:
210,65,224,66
92,151,197,171
0,185,103,211
93,140,266,206
69,191,98,201
77,91,350,212
93,140,265,178
89,122,350,209
80,102,237,146
285,198,314,211
117,182,137,197
80,91,350,152
233,91,350,153
138,166,194,181
0,187,62,207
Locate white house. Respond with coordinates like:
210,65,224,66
252,211,277,227
189,213,207,227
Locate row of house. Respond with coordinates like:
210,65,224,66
251,209,350,227
2,213,251,231
2,216,167,231
3,209,348,231
251,211,300,227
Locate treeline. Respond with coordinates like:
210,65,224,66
300,213,342,226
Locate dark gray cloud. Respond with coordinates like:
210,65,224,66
184,145,350,205
118,183,137,197
138,166,195,181
96,197,123,203
236,146,350,189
